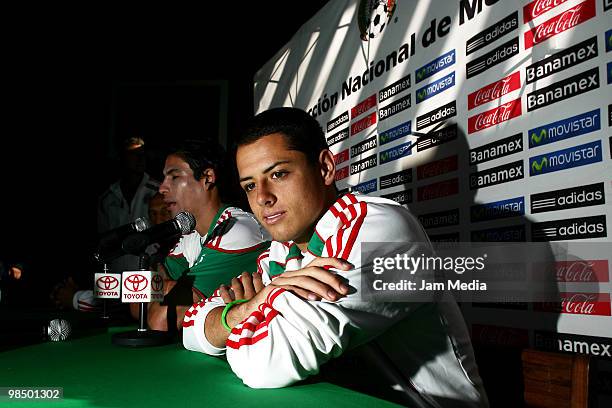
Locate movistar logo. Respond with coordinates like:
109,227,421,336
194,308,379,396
379,120,411,145
379,141,412,165
417,68,426,81
531,129,547,145
528,109,600,149
532,157,548,173
415,50,455,83
529,140,602,176
415,72,455,104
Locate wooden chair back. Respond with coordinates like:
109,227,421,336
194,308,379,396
522,349,589,408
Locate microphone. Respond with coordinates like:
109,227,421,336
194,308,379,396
45,318,72,342
121,211,196,255
94,217,151,262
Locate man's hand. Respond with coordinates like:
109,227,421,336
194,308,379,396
270,257,352,301
204,257,352,348
50,277,79,310
217,271,264,303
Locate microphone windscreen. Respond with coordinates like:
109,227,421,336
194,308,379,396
134,217,151,232
175,211,196,234
47,318,72,342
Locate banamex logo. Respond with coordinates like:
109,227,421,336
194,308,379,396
470,133,523,165
527,68,599,112
535,331,612,358
525,36,598,84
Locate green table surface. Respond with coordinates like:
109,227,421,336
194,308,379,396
0,327,401,408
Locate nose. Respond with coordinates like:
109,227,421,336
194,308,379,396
256,180,276,207
159,179,169,195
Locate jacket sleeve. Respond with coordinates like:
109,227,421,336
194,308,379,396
181,290,227,356
224,201,432,388
182,249,272,356
225,287,354,388
72,290,102,312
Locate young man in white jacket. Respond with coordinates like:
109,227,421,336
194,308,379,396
183,108,488,408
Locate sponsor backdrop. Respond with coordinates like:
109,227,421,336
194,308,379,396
254,0,611,403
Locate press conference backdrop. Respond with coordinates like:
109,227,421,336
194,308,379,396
253,0,612,396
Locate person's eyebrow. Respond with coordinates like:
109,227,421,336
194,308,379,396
163,168,182,176
239,160,291,182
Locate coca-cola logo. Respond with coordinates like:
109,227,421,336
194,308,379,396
417,155,458,180
351,94,377,120
468,72,521,110
534,7,581,41
474,78,512,105
334,149,349,165
524,0,570,23
468,98,522,134
537,292,611,315
124,274,148,292
473,324,529,347
554,260,609,282
335,165,349,181
96,275,119,290
151,274,163,292
417,178,458,202
562,293,596,314
525,0,596,48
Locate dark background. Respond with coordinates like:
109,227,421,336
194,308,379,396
1,2,330,300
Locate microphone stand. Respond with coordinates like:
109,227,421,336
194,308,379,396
101,262,110,320
111,253,173,347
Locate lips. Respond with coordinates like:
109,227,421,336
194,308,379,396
262,211,286,225
164,201,178,212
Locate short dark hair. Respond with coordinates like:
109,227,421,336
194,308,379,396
169,138,226,182
238,107,328,164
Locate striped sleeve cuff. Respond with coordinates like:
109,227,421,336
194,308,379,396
182,296,227,356
73,290,100,312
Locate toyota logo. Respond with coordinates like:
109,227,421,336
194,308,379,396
151,274,163,292
124,274,148,292
96,276,119,290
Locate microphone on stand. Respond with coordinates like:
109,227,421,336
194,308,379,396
94,218,151,262
112,211,196,347
121,211,196,255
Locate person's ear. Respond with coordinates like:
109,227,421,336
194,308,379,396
318,149,336,186
201,168,217,190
